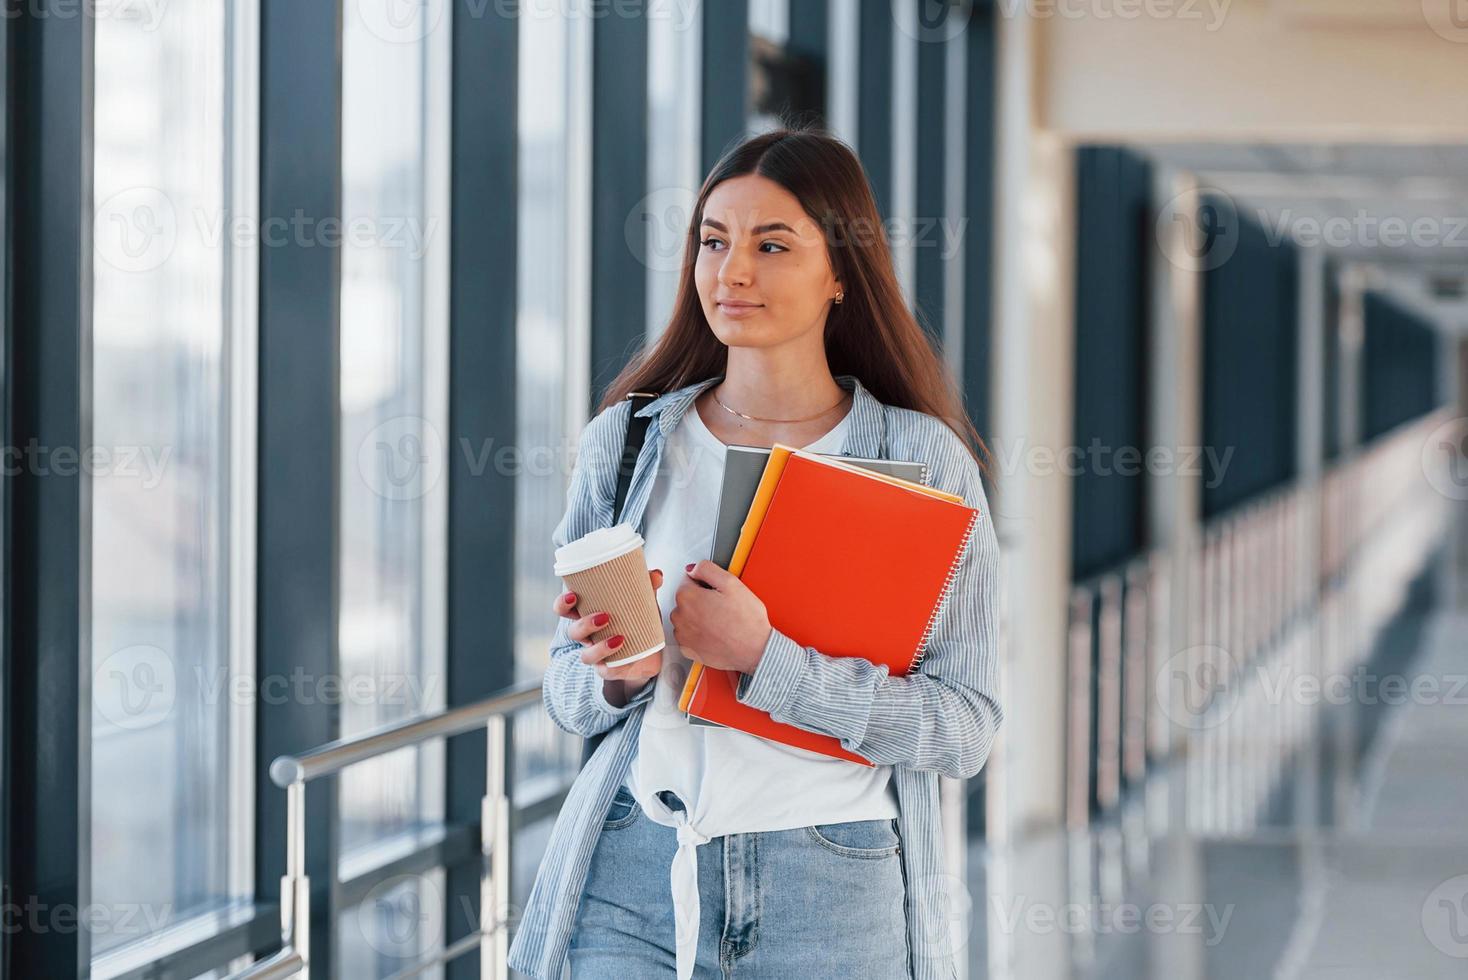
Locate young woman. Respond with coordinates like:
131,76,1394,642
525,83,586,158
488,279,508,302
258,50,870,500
507,127,1003,980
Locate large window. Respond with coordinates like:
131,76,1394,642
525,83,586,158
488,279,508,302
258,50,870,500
336,0,452,863
514,0,594,793
90,0,257,957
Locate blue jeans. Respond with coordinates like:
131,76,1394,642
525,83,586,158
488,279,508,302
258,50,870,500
569,785,913,978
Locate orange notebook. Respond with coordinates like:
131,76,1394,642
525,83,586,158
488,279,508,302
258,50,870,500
677,445,980,765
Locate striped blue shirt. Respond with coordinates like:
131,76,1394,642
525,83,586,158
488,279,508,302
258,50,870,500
507,373,1004,980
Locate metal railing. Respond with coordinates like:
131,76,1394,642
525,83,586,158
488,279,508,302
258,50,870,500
227,681,545,980
1065,548,1171,831
1063,409,1453,832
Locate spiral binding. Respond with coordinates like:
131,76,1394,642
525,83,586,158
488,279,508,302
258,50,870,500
909,506,982,673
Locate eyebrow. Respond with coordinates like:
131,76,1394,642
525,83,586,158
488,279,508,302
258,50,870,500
701,218,797,235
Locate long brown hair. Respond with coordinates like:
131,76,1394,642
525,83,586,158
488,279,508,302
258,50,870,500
599,125,993,482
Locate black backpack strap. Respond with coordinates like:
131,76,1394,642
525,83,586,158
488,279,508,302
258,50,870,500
611,392,659,525
582,391,659,770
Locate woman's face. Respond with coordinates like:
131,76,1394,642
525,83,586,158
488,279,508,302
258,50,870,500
694,174,840,350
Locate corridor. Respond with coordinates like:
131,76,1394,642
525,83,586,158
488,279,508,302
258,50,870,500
975,524,1468,979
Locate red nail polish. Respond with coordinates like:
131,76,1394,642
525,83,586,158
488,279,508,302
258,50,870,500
608,635,625,649
563,592,577,605
685,563,696,572
593,612,610,627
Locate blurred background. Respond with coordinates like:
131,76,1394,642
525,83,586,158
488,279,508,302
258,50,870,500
5,0,1468,978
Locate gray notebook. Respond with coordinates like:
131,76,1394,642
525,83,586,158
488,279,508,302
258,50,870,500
688,447,928,728
709,447,928,569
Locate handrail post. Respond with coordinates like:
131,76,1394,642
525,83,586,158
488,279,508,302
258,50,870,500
282,780,310,979
482,715,510,979
1095,575,1124,814
1065,589,1095,832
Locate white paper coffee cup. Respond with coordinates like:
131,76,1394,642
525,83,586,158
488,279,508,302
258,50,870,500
555,524,666,665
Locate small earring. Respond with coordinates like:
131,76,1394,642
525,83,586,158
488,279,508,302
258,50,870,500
834,292,844,305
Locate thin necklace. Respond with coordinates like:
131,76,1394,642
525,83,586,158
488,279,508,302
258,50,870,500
711,386,848,424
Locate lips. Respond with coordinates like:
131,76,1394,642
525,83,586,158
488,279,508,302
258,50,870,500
716,301,763,318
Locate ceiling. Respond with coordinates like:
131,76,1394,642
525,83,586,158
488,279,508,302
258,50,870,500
1137,143,1468,332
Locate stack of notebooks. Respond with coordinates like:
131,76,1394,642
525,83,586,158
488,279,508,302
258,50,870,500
675,443,981,765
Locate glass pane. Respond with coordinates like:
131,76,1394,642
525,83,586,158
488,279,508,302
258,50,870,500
335,869,446,978
748,0,788,135
90,0,237,954
337,0,449,855
749,0,788,43
645,0,702,341
514,6,590,793
0,12,7,971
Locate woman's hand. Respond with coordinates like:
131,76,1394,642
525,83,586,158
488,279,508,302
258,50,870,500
554,570,665,693
671,560,772,675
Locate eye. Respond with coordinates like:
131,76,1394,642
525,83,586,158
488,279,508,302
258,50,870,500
759,240,788,253
700,236,725,251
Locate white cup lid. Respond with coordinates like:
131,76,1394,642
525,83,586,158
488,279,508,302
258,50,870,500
554,523,644,576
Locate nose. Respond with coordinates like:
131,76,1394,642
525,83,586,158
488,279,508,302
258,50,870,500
717,247,753,289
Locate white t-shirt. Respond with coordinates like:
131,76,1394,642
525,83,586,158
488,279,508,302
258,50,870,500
624,397,899,979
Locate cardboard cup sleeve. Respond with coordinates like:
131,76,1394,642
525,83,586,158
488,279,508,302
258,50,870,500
561,545,666,665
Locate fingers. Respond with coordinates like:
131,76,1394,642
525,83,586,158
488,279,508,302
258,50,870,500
684,559,734,591
586,647,658,684
567,610,612,644
579,636,628,669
